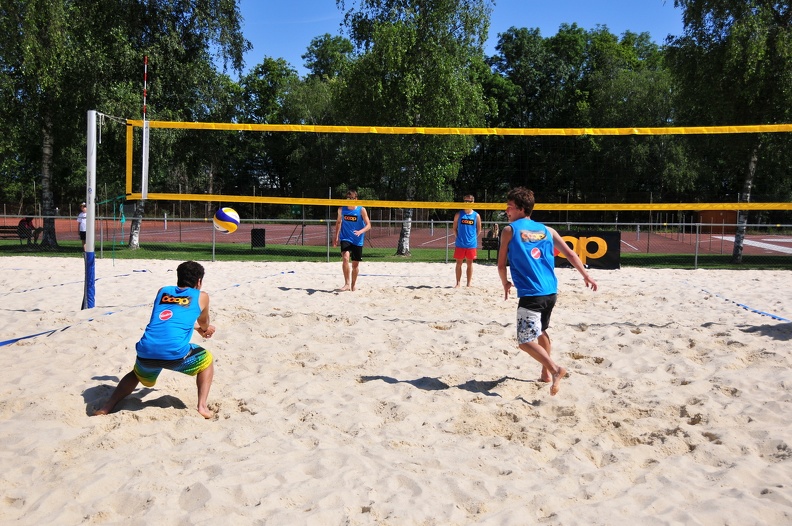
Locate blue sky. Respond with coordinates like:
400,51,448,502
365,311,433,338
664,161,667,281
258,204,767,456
237,0,684,77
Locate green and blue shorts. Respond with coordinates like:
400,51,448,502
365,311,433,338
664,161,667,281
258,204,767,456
134,345,213,387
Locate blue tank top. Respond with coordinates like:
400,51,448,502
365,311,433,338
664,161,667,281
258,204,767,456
340,206,365,246
455,211,478,249
507,218,558,297
136,286,202,360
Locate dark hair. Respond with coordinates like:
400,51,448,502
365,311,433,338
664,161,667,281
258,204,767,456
177,261,205,288
506,187,536,215
346,188,358,199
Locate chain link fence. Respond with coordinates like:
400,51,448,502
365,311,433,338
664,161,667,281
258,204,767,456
1,214,791,269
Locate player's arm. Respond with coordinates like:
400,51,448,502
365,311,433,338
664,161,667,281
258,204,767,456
452,212,460,238
476,213,482,238
549,227,598,291
497,225,513,300
195,291,215,338
356,207,372,235
333,207,342,246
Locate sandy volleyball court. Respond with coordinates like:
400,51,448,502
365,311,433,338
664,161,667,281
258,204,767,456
1,257,790,524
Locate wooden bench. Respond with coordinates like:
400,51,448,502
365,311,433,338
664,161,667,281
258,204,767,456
0,225,23,244
481,236,499,260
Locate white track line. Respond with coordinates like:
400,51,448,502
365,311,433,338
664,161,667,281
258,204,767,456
713,236,792,255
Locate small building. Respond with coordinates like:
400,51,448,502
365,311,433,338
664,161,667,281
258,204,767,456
698,210,738,234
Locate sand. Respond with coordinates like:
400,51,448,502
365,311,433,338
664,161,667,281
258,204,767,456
0,256,791,525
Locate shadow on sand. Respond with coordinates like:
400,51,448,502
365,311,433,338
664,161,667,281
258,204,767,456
359,374,535,397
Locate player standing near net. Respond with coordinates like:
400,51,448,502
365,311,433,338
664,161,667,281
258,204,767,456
453,194,482,287
93,261,217,418
497,187,597,396
334,188,371,292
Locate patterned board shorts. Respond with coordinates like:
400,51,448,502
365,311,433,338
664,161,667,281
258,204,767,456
134,345,213,387
516,294,557,344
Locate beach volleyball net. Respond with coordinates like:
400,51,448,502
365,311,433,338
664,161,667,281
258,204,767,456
123,120,792,210
60,117,792,268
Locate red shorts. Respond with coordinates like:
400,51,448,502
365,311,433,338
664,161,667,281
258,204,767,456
454,247,477,261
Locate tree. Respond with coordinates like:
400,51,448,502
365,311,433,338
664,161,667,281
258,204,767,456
0,0,248,249
478,24,591,200
236,57,300,217
281,35,355,208
667,1,792,262
0,0,77,247
337,0,493,254
584,29,696,208
476,23,708,223
303,33,354,80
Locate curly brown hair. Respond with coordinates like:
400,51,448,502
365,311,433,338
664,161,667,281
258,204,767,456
506,187,535,215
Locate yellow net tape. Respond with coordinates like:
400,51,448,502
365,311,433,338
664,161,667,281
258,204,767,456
126,120,792,136
125,120,792,211
125,193,792,211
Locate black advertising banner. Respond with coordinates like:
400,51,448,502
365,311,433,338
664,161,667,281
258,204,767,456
555,231,620,270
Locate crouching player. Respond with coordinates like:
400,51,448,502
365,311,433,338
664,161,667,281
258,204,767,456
94,261,216,418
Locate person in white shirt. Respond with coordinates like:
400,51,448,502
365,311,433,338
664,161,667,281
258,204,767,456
77,202,87,250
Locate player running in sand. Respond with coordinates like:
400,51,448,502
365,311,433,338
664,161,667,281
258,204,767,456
497,187,597,396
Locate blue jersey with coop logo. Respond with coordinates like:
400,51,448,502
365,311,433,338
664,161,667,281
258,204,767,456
507,218,557,297
136,286,202,360
340,206,365,246
455,211,478,249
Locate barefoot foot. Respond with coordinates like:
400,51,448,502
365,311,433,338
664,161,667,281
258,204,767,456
550,367,567,396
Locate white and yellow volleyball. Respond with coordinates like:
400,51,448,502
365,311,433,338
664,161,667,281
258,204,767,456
213,207,240,234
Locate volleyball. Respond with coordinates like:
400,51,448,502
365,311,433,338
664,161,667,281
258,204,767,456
213,207,240,234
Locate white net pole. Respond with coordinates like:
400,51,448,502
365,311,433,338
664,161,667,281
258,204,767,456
83,110,97,309
141,56,149,199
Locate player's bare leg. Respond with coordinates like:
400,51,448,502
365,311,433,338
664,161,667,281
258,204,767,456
337,252,352,291
350,261,360,291
538,332,552,382
465,260,474,287
550,367,567,396
519,341,566,395
196,363,214,419
93,371,140,415
454,260,463,288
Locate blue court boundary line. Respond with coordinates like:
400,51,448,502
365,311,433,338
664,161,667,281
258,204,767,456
700,287,791,322
1,269,151,297
0,270,294,347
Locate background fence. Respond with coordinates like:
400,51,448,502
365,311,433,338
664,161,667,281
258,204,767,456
1,215,791,269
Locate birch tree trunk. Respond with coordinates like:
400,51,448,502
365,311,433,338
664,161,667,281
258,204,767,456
39,115,59,249
128,201,144,249
731,143,759,264
395,208,412,256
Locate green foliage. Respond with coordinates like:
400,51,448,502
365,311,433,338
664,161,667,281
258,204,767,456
303,34,354,80
470,23,701,205
0,0,248,217
667,0,792,202
335,0,492,201
1,0,791,232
